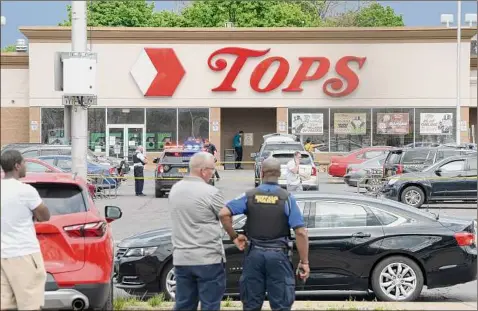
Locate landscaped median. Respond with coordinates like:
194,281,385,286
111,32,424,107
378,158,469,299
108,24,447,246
114,295,477,311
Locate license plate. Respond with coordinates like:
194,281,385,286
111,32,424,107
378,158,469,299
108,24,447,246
178,168,188,173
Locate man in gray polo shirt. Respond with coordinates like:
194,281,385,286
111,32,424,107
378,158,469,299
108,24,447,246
168,151,226,311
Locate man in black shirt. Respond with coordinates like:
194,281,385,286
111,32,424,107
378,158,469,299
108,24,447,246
204,139,220,181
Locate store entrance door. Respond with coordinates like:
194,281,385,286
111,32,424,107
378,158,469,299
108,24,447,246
106,125,145,163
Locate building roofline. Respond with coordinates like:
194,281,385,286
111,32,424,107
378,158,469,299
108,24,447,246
1,52,29,68
19,26,477,42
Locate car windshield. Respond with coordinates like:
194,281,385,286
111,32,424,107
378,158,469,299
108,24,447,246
272,153,312,165
30,183,87,216
378,197,438,220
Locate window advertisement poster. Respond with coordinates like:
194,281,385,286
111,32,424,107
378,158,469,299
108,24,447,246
420,113,454,135
291,113,324,135
334,113,367,135
376,113,409,135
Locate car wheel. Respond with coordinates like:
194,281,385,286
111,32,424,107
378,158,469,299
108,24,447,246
371,256,424,302
160,261,176,301
400,186,425,208
155,188,164,198
101,282,113,310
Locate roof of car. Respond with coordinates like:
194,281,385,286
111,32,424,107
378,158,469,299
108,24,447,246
270,150,309,154
20,173,87,186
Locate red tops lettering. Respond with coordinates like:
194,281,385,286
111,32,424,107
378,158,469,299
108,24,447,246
207,47,366,97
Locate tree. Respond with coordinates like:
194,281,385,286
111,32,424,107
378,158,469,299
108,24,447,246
1,45,16,52
324,2,404,27
59,0,156,27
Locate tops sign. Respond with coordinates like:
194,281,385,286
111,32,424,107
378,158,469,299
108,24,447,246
131,47,366,97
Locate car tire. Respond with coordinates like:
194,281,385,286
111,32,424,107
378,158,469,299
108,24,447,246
371,256,424,302
155,188,164,198
160,261,176,301
400,186,425,208
100,282,113,310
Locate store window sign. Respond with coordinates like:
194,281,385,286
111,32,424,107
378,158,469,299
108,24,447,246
208,47,367,97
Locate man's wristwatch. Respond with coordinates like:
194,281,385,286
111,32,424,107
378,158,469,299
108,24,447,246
230,232,238,241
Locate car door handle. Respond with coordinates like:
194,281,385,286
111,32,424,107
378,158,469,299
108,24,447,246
351,232,371,238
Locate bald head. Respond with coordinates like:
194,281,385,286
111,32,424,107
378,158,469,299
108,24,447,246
261,157,281,178
189,152,215,170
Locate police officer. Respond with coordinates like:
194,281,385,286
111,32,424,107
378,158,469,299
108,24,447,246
219,157,310,311
132,146,147,196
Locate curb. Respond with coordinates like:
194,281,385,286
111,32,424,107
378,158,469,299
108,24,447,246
121,301,478,310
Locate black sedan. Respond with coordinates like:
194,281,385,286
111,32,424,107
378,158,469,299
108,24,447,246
382,154,477,208
114,192,477,302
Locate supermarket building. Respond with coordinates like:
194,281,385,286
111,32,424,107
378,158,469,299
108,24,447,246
1,26,477,163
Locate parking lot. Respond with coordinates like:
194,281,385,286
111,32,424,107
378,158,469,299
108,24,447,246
104,168,477,303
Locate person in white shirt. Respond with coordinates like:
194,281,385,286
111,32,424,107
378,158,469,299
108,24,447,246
133,145,148,196
286,151,303,192
1,149,50,310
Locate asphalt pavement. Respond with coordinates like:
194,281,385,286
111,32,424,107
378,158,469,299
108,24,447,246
104,169,477,303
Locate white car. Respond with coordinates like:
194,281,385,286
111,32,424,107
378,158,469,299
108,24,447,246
268,150,319,191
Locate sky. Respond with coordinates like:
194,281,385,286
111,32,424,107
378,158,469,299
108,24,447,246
1,0,477,48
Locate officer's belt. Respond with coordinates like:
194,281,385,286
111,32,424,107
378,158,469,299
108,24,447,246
251,245,288,253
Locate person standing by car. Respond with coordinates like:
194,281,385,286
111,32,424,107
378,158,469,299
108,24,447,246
1,150,51,310
219,157,309,311
204,138,220,181
133,146,147,196
286,151,303,192
233,130,244,169
168,152,229,311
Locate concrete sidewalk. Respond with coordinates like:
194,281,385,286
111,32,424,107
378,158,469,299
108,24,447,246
121,300,478,310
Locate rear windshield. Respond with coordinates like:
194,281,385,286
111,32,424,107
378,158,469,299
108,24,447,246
402,150,431,164
272,153,312,165
162,152,196,163
262,144,304,157
30,183,87,216
386,152,402,165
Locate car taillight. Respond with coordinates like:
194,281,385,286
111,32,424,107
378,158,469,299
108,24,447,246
64,222,106,238
157,164,164,174
396,164,404,175
311,166,317,176
454,232,475,246
109,167,116,174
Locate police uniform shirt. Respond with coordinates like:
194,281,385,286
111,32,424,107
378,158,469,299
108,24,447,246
134,152,145,167
226,183,305,246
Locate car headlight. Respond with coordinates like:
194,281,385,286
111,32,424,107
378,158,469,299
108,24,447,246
388,178,399,185
124,247,158,257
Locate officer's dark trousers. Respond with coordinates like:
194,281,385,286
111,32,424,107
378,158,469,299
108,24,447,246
235,147,243,169
174,263,226,311
133,166,144,195
240,247,295,311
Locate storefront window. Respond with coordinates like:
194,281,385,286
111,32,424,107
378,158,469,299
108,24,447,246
415,108,456,146
107,108,144,124
330,108,371,152
41,108,65,144
288,108,329,152
372,108,414,147
178,108,209,144
88,108,106,153
146,109,177,151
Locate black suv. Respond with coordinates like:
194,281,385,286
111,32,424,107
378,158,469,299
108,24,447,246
153,148,214,198
382,147,476,178
382,154,477,208
1,143,130,174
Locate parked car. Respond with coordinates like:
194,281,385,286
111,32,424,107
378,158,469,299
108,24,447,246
1,143,130,174
252,133,305,187
404,142,441,148
382,154,477,208
328,147,391,178
153,147,214,198
344,154,387,187
382,147,476,178
266,150,318,190
37,155,120,187
114,192,476,302
21,173,122,310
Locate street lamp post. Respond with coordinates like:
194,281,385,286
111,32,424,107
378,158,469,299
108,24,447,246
456,0,462,145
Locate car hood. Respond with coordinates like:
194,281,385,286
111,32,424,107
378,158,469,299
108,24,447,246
118,228,172,248
393,171,427,181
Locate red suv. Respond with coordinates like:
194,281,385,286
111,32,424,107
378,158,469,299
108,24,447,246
21,173,122,310
328,147,391,177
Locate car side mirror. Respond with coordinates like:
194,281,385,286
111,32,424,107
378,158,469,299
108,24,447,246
435,168,442,176
153,157,159,164
105,206,122,223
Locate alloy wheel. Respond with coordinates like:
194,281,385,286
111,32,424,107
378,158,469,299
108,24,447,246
165,268,176,300
404,190,421,206
379,262,417,301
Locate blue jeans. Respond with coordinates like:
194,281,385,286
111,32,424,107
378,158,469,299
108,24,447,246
240,247,295,311
174,262,226,311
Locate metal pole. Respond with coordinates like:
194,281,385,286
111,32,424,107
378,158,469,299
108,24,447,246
456,0,462,145
70,0,88,179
